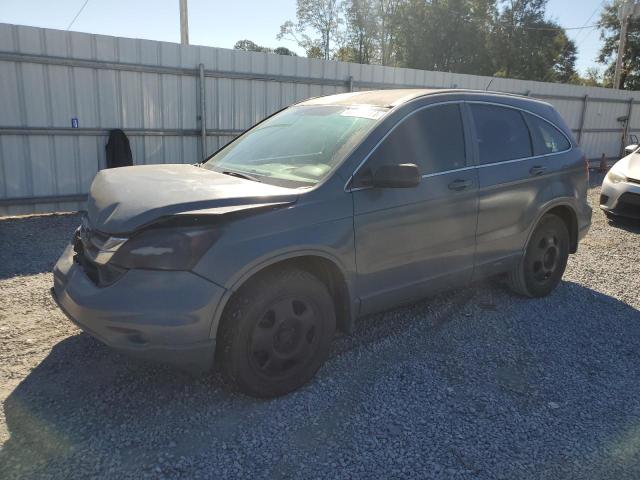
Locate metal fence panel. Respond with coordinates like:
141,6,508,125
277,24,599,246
1,21,640,216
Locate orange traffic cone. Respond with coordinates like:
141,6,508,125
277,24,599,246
599,154,607,173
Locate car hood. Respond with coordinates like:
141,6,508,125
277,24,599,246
87,164,299,234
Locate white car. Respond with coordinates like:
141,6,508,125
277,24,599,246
600,147,640,219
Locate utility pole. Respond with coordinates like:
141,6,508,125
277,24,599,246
613,0,639,89
179,0,189,45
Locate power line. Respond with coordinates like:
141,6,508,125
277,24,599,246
574,1,607,47
524,23,602,31
66,0,90,31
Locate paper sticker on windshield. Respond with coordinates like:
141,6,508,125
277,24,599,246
341,108,386,120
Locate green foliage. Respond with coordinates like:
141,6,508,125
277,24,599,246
234,40,270,53
567,67,603,87
278,0,583,84
278,0,342,59
234,40,297,56
491,0,577,82
341,0,379,64
273,47,298,56
598,0,640,90
394,0,496,74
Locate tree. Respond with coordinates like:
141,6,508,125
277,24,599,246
598,0,640,90
272,0,580,86
234,40,298,56
333,45,359,61
584,67,604,86
234,39,271,53
394,0,496,74
273,47,298,56
491,0,577,82
342,0,378,64
277,0,343,60
377,0,403,66
551,30,578,83
568,67,603,87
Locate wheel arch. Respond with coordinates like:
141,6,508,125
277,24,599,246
209,251,356,341
529,200,579,253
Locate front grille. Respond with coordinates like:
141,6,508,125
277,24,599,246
73,227,126,287
613,192,640,219
619,192,640,206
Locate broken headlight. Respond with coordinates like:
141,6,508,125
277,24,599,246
606,170,627,184
110,227,220,271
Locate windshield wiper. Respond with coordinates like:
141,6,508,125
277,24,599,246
222,170,262,183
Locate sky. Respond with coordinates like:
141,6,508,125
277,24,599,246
0,0,608,76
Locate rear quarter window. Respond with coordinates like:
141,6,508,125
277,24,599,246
524,113,571,155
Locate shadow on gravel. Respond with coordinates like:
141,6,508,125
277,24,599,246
606,216,640,234
0,213,79,279
2,281,640,479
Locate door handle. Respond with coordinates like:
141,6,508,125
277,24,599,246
529,166,546,176
448,179,472,191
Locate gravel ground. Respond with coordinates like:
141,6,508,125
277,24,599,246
1,173,639,479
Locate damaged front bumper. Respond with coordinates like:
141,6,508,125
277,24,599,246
52,243,225,372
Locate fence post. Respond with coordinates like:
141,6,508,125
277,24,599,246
577,95,589,145
199,63,207,161
622,97,634,151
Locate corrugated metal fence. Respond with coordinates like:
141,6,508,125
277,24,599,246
1,22,639,216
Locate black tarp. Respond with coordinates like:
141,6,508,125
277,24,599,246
105,129,133,168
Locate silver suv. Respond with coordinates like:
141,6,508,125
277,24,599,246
53,89,592,397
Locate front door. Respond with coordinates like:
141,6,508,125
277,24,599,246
351,102,479,315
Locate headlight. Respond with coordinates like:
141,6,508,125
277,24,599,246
606,170,627,184
110,227,219,270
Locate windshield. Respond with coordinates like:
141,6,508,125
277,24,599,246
203,105,386,187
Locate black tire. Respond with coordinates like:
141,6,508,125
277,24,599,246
216,267,336,398
508,214,569,298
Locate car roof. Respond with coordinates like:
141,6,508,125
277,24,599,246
296,88,549,109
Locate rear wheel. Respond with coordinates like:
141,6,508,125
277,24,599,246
216,267,336,398
509,214,569,298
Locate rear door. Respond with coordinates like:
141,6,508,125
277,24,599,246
351,102,479,315
469,102,570,277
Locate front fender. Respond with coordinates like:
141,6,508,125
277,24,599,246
206,248,357,340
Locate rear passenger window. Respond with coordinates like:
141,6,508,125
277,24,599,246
367,104,466,175
525,113,571,154
470,104,533,164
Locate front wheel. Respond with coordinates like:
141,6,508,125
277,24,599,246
216,267,336,398
508,214,570,298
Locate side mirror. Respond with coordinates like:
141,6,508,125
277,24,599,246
625,144,638,154
371,163,421,188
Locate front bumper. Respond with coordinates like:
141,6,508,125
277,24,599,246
600,176,640,219
52,244,225,371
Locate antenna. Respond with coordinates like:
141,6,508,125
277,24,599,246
485,77,495,91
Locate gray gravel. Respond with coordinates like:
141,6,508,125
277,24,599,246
1,173,640,479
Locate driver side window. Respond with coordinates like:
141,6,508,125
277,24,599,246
355,103,466,186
